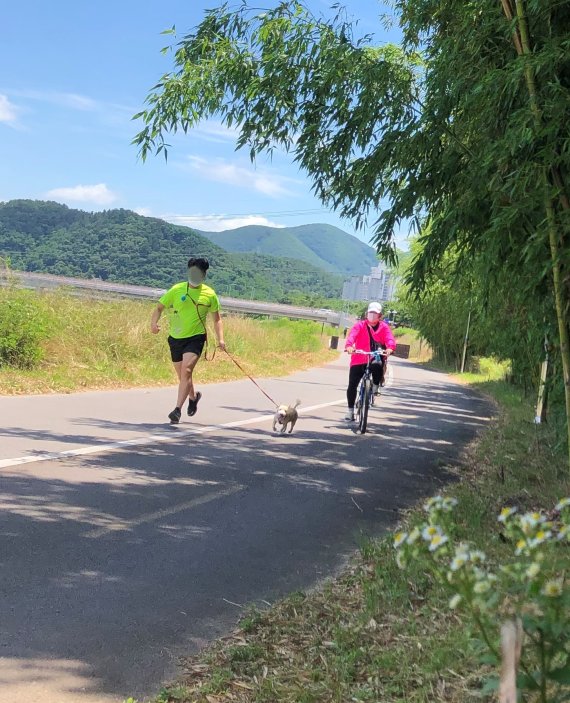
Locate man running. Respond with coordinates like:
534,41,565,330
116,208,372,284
150,257,225,423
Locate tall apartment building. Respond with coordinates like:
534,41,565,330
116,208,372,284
342,263,397,302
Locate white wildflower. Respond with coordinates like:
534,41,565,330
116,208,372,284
424,495,443,512
474,580,492,594
541,579,563,598
470,550,486,564
441,497,458,512
422,525,442,541
555,497,570,512
449,594,462,609
528,530,552,548
450,555,468,572
520,512,546,535
393,532,408,549
498,506,517,523
407,528,421,545
429,534,448,552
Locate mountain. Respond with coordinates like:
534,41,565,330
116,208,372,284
0,200,344,301
197,223,378,276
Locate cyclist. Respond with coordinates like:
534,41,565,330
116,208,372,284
344,302,396,421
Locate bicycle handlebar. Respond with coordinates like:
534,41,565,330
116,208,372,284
347,349,388,356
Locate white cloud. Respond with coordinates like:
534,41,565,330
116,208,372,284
164,213,286,232
182,155,296,198
0,94,19,125
45,183,118,206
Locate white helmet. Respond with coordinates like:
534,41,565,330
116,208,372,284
367,302,382,314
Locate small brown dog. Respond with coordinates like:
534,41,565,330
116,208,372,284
273,400,301,434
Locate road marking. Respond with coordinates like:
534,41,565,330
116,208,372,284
0,399,346,470
83,484,244,539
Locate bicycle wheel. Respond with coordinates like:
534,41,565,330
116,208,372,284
355,380,364,424
357,378,371,434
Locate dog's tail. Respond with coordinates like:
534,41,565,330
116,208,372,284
292,399,301,409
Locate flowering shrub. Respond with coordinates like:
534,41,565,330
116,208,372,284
393,496,570,701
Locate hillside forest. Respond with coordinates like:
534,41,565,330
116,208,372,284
0,199,353,305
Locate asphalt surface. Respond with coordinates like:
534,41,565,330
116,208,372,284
0,353,493,703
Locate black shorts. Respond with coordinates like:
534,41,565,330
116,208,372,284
167,334,207,362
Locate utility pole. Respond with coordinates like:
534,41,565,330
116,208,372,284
460,307,472,374
534,334,550,424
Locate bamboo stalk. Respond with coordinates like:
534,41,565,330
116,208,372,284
500,0,524,54
499,620,523,703
502,1,570,216
508,0,570,466
545,193,570,460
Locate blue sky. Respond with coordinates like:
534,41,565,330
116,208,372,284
1,1,405,250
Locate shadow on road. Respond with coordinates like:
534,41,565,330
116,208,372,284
0,378,493,701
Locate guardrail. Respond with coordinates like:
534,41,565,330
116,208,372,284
2,270,356,328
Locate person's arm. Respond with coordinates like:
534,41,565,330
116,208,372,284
380,321,396,354
212,311,226,351
344,322,361,353
151,303,165,334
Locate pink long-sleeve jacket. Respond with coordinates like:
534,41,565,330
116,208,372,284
344,320,397,367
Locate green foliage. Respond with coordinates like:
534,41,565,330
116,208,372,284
398,243,476,369
0,200,343,301
228,643,264,663
201,223,378,277
155,685,190,702
392,326,417,339
238,607,263,633
0,289,48,368
395,496,570,701
397,233,558,410
260,318,323,353
200,667,233,694
469,356,511,381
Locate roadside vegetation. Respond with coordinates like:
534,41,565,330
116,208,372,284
123,359,569,703
393,327,432,363
0,288,337,395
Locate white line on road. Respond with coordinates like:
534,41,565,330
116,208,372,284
0,399,346,470
83,484,245,539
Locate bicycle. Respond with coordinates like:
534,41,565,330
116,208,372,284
350,349,387,434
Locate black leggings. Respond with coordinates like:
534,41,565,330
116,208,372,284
347,362,384,408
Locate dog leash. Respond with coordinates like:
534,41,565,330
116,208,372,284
184,288,276,406
222,349,278,408
187,290,217,361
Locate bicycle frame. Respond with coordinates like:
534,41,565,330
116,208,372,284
352,350,386,434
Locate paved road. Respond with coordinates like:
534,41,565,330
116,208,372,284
0,354,492,703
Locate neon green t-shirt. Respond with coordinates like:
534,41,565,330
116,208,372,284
159,282,220,339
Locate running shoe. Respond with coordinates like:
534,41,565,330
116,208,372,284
187,391,202,416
